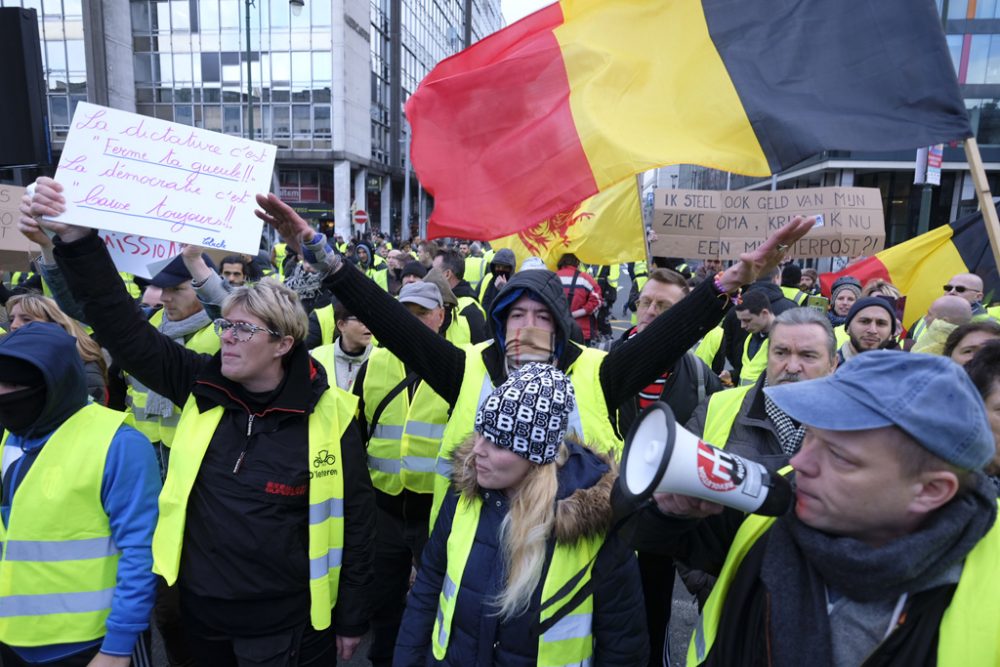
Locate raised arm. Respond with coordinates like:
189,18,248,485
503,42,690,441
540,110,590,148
254,193,467,404
600,216,815,410
22,177,210,405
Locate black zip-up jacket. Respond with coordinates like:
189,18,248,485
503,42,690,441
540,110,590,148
52,231,376,637
324,262,732,433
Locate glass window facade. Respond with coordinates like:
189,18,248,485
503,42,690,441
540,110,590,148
129,0,333,149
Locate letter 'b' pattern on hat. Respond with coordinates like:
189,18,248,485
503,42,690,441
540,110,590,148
475,362,575,464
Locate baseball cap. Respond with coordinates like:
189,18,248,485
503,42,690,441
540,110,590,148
764,350,994,470
398,281,442,309
151,254,217,288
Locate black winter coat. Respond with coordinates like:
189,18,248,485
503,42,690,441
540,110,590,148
52,232,376,636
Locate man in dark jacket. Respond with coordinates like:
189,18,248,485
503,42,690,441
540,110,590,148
256,193,814,521
611,267,721,667
479,247,515,317
23,178,377,665
635,351,999,666
432,248,489,343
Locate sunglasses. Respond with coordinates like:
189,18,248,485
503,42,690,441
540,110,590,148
213,318,282,342
943,284,975,294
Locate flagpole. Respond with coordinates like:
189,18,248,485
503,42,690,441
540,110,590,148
963,137,1000,270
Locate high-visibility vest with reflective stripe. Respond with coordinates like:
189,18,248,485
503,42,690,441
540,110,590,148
689,490,1000,665
431,341,621,530
909,318,928,342
274,243,288,278
739,336,768,387
834,324,849,348
444,310,472,346
315,304,336,347
362,348,449,495
119,272,141,300
694,325,724,368
431,495,602,666
152,387,356,630
701,384,753,448
0,404,128,646
779,286,808,305
126,310,219,446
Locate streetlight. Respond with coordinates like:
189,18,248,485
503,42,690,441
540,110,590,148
246,0,305,138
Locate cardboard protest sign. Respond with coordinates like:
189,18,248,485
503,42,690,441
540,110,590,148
651,187,885,259
0,185,41,271
52,102,276,254
102,230,234,279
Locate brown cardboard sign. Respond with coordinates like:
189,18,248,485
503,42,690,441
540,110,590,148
651,187,885,259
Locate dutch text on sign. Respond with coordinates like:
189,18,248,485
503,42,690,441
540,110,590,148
52,102,276,254
651,187,885,260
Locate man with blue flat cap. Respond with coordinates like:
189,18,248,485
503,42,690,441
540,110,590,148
640,350,1000,666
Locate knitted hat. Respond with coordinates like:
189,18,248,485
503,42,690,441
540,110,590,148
400,261,427,280
830,275,862,301
845,296,898,336
474,363,576,464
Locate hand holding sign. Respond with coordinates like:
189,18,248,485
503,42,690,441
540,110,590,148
20,178,89,243
51,102,275,254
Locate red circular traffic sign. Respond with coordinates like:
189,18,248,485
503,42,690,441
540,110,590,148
353,209,369,226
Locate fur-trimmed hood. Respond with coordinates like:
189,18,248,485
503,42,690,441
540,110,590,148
451,437,618,544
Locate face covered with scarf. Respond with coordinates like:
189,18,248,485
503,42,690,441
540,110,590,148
502,295,557,369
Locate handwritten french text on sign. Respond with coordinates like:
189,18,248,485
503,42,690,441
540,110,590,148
53,102,276,254
651,187,885,260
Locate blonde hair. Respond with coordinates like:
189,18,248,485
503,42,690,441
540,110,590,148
7,293,108,381
222,278,308,342
460,441,568,620
862,279,902,299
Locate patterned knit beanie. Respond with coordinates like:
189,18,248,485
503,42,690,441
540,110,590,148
474,362,576,464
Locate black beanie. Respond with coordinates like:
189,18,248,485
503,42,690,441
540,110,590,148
401,261,428,280
845,297,898,336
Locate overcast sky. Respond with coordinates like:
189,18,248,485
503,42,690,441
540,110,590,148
501,0,551,24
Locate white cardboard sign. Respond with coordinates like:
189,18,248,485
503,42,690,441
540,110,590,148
52,102,275,254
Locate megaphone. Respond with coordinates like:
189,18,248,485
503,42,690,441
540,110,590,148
616,401,792,517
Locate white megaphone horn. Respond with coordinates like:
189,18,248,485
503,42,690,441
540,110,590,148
615,401,792,517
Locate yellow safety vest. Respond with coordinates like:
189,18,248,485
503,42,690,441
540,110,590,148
152,387,356,630
274,243,288,278
690,495,1000,665
988,305,1000,322
0,404,129,645
694,326,725,368
444,309,473,346
456,295,485,319
779,286,808,305
833,324,850,348
464,256,489,290
431,495,603,666
362,348,450,495
315,304,336,347
364,266,389,291
431,341,621,530
739,336,768,387
700,384,754,448
119,272,141,299
125,310,220,446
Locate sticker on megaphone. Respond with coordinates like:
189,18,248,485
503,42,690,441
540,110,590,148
619,402,792,516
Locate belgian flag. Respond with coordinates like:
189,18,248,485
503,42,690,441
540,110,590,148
820,208,1000,328
406,0,971,241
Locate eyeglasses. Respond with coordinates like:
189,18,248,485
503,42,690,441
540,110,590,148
943,284,974,294
637,298,672,314
213,318,281,342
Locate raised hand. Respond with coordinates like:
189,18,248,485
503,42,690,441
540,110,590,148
254,193,313,254
717,215,815,293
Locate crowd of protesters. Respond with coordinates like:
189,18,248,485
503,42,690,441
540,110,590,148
0,176,998,667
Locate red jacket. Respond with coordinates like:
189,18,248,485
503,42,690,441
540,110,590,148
557,267,603,341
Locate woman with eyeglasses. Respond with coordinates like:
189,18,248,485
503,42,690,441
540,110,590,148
19,178,376,667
